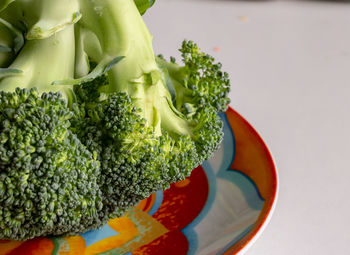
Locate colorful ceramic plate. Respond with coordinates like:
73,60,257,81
0,107,278,255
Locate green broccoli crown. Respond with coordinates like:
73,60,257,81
0,0,230,241
0,88,103,240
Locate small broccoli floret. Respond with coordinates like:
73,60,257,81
0,88,103,240
157,40,231,114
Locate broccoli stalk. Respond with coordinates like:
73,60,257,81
0,0,14,13
0,23,15,68
0,0,87,98
0,8,24,70
0,25,76,104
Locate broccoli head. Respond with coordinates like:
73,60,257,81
0,0,230,240
64,0,228,218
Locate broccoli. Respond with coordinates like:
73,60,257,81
0,2,104,240
0,22,14,68
63,0,228,219
0,5,24,70
156,40,231,113
0,88,103,240
0,0,230,240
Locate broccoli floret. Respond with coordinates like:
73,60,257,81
68,0,227,218
0,88,103,240
0,2,105,240
157,40,231,114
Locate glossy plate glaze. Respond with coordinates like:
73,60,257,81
0,107,278,255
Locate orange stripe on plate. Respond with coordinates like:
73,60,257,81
0,240,23,255
62,236,86,255
136,193,156,213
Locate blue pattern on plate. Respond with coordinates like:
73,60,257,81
148,190,163,216
218,224,255,255
182,113,265,254
81,224,120,247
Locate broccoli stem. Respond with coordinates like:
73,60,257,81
0,24,76,105
0,23,14,67
23,0,82,40
79,0,192,137
0,0,82,40
156,57,192,111
0,0,14,13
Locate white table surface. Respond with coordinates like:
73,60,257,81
144,1,350,254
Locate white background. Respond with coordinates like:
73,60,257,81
144,1,350,254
